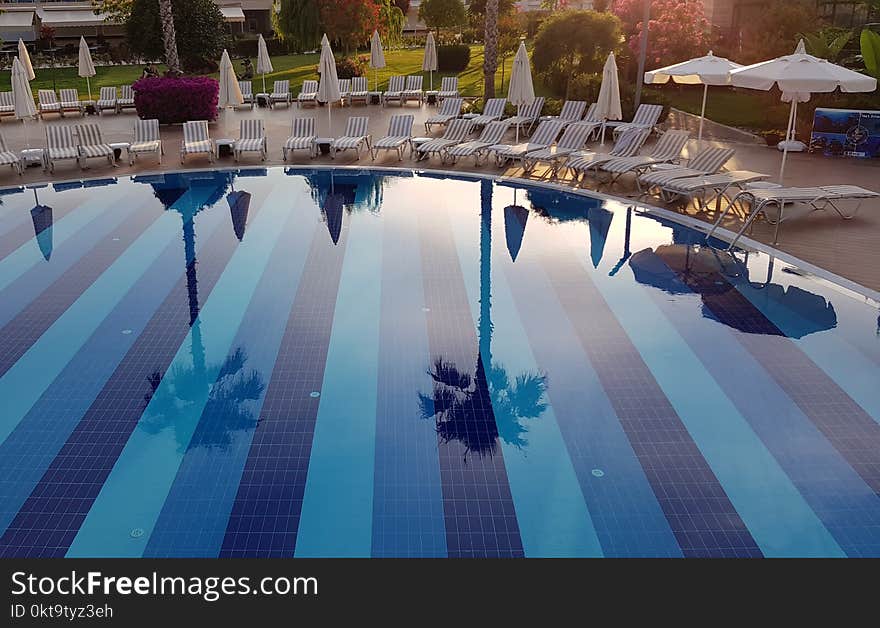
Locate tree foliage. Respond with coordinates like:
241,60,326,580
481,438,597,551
532,10,621,98
727,0,819,64
612,0,710,67
92,0,133,23
272,0,322,53
378,0,406,48
319,0,381,53
862,28,880,78
126,0,228,72
800,27,853,62
418,0,467,40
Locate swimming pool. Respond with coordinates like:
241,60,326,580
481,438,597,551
0,167,879,558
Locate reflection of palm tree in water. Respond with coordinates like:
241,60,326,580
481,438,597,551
419,180,547,459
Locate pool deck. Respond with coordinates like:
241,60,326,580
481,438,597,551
2,101,878,293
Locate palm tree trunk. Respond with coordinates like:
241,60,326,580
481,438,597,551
158,0,181,74
483,0,499,99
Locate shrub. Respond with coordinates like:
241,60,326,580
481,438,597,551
231,36,290,59
133,76,220,124
336,55,367,78
567,74,671,125
437,44,470,72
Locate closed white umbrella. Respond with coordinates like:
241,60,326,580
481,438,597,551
78,36,96,103
12,57,37,148
218,49,243,108
595,52,622,145
423,31,438,91
256,34,274,95
369,30,386,93
730,39,877,182
17,38,35,82
644,51,742,145
317,34,341,131
507,40,535,143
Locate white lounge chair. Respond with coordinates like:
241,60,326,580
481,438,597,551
270,80,291,107
0,92,14,119
402,75,424,105
129,118,163,165
180,120,215,163
656,170,771,213
599,130,690,184
59,89,84,116
414,118,474,162
297,80,319,107
0,134,23,175
239,81,254,109
521,122,596,175
118,85,136,112
96,87,118,114
424,97,463,132
45,126,79,172
505,97,545,136
382,75,405,106
541,100,588,127
338,79,351,105
437,76,459,102
234,119,267,161
283,116,317,160
470,98,507,129
38,90,62,118
74,123,115,169
565,128,650,182
331,116,371,159
486,119,565,168
607,103,664,138
638,146,735,196
444,120,510,166
371,114,414,161
349,77,369,105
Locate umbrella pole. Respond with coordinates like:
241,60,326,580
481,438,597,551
86,76,92,103
600,121,606,147
430,70,433,92
262,73,266,95
779,99,796,183
698,83,708,147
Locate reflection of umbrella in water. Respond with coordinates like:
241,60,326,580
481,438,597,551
503,188,528,262
227,184,251,241
587,205,613,268
523,187,612,267
28,185,52,261
629,244,739,296
322,172,345,245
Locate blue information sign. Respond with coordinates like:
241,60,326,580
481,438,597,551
810,108,880,158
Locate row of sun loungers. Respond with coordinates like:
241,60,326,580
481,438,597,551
30,86,137,118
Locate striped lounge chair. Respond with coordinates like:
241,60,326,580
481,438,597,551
486,119,565,168
331,116,371,159
338,79,351,105
638,146,735,196
424,97,462,132
234,119,267,161
239,81,254,109
118,85,136,112
0,92,14,119
382,76,405,106
654,170,771,214
371,114,414,161
45,126,79,172
128,118,163,165
180,120,215,163
437,76,459,102
541,100,588,127
444,120,510,166
470,98,507,130
283,116,317,160
521,122,597,176
565,128,650,182
607,103,664,139
505,97,546,137
402,75,423,105
298,80,319,107
74,123,115,169
38,90,62,118
0,134,23,175
59,89,84,116
270,80,291,107
414,118,473,162
599,130,691,185
349,77,369,106
96,87,118,114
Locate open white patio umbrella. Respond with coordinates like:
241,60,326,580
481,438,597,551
369,30,386,93
644,51,742,146
218,49,243,109
12,57,37,148
730,39,877,182
508,40,535,143
256,33,273,95
423,31,438,92
17,38,35,81
317,34,341,131
595,52,622,146
78,36,96,103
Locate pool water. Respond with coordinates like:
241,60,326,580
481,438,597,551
0,167,879,558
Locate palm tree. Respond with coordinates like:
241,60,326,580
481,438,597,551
483,0,499,99
158,0,181,75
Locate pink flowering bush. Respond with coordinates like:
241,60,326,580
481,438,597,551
132,76,220,124
612,0,710,67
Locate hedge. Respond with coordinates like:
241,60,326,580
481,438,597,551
437,45,470,72
133,76,220,124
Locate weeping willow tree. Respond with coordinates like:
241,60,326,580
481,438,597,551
378,0,406,49
272,0,322,53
